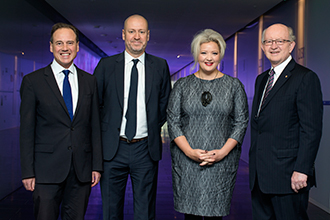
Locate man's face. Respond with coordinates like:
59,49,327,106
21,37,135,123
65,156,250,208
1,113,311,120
50,28,79,69
122,16,149,58
261,24,295,67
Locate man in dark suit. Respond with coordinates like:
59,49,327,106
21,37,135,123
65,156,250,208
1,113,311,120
20,23,103,220
249,23,323,220
93,14,171,220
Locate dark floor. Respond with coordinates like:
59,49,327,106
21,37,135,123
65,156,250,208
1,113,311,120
0,128,329,220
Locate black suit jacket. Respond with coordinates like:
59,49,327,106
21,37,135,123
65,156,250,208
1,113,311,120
20,65,103,184
249,59,323,194
93,52,171,161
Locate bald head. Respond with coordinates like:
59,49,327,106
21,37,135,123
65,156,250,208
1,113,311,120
124,14,149,31
262,23,296,43
122,14,150,57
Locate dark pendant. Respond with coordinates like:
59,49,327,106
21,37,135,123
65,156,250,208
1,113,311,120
201,91,212,107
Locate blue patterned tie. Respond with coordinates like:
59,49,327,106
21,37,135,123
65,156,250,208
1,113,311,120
62,70,73,121
125,59,139,141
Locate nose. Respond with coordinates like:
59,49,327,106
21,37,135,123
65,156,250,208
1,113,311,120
206,53,212,60
134,32,140,39
270,41,278,49
62,43,68,50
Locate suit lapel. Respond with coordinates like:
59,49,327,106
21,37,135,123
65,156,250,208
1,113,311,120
145,53,153,104
256,73,269,109
115,53,125,108
73,67,84,122
260,59,295,110
44,65,70,117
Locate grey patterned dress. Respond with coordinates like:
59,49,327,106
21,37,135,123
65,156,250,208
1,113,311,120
167,74,249,217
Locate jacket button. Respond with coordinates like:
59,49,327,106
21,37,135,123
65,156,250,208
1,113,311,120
68,146,72,150
71,127,74,131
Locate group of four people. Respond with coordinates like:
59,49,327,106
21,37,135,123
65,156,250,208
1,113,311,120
20,14,322,220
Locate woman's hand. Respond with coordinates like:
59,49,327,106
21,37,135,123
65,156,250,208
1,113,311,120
173,136,235,166
185,149,208,163
199,138,238,166
199,149,228,166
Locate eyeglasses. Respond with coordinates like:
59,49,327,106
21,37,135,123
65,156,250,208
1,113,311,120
201,91,212,107
262,39,291,46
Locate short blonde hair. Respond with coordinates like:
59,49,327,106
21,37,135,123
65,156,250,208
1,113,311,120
191,29,226,68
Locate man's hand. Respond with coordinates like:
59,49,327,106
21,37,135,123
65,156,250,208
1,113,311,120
91,171,101,187
291,171,308,193
22,178,35,191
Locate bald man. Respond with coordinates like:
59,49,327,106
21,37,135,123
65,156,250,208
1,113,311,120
93,14,171,220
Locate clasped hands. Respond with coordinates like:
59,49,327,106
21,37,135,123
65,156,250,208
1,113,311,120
188,149,226,166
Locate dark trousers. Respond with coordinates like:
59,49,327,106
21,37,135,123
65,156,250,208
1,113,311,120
101,139,158,220
251,178,309,220
33,163,91,220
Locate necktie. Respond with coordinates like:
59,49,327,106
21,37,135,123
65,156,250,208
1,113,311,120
125,59,139,141
62,70,73,121
261,69,275,107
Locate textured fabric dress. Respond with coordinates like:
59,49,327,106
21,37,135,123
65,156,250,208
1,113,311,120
167,74,249,217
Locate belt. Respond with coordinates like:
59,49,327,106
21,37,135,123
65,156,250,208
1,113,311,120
119,136,148,143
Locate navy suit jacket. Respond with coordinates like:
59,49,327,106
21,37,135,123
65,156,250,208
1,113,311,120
20,65,103,184
249,59,323,194
93,52,171,161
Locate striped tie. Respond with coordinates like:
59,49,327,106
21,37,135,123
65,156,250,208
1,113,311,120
261,69,275,106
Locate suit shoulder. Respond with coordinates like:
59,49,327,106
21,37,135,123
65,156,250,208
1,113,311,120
76,67,94,77
291,62,320,80
23,65,50,81
146,53,168,64
94,54,123,73
293,62,315,73
99,53,122,63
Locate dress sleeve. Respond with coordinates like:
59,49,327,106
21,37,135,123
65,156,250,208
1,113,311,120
229,79,249,145
166,78,185,141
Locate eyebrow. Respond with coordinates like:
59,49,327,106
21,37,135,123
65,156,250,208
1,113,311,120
54,40,75,43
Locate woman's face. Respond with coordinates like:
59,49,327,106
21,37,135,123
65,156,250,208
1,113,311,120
198,41,220,74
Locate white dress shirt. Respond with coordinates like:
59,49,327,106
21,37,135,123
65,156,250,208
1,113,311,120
120,51,148,139
51,59,79,115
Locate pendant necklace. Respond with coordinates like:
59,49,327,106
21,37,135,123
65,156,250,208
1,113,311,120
199,71,219,107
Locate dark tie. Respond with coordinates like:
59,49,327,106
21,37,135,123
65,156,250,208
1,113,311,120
261,69,275,106
62,70,73,121
125,59,139,141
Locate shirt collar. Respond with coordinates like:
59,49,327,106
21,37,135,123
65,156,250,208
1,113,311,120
273,55,292,75
51,59,76,75
124,51,145,65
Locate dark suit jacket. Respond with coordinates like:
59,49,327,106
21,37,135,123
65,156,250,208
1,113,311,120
93,52,171,161
20,64,103,184
249,58,323,194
